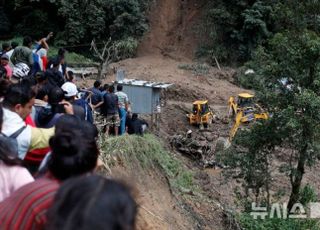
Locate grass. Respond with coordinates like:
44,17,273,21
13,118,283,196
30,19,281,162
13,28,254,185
0,37,94,65
238,214,320,230
99,134,194,192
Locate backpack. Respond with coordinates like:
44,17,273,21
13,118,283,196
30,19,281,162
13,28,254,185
1,126,27,157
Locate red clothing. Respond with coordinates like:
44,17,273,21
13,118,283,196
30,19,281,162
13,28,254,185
0,175,60,230
24,115,50,164
41,56,47,71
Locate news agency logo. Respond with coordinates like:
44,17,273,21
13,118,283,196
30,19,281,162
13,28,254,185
250,202,320,219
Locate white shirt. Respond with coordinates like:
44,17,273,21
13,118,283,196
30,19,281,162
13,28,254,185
2,108,32,159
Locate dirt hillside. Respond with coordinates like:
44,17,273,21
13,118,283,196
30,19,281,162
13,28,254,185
138,0,207,59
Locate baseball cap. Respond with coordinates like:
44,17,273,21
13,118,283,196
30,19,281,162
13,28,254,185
1,54,9,60
61,82,78,97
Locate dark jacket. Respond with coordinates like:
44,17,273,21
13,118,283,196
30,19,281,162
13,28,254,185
101,93,118,115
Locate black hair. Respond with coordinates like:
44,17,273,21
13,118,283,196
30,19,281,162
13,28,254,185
3,82,36,108
94,80,101,88
0,79,11,97
117,84,123,91
35,71,47,83
81,121,98,140
48,129,99,181
48,87,64,105
67,71,74,82
102,84,109,91
35,86,48,101
55,115,81,134
132,113,138,120
23,36,33,47
46,175,137,230
11,41,19,49
52,59,61,68
2,42,10,51
108,85,115,93
58,48,66,57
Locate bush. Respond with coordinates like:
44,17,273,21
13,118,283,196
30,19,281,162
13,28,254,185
299,184,318,206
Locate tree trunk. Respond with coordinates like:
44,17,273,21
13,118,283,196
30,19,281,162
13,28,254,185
288,144,308,210
97,61,104,80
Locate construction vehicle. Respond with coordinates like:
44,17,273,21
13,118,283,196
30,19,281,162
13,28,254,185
187,100,214,129
228,93,268,140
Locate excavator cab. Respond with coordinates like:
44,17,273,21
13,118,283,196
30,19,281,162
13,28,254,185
188,100,214,128
237,93,254,108
228,93,268,140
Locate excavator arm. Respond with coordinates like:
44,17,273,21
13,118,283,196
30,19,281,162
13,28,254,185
229,110,243,141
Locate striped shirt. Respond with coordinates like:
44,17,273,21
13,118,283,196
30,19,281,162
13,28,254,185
0,175,60,230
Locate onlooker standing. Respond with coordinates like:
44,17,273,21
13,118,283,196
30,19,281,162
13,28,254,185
101,85,120,136
61,82,88,121
45,59,65,90
0,105,34,202
2,81,55,159
10,36,34,67
46,175,137,230
101,83,109,97
0,126,99,230
1,54,12,79
115,84,129,135
90,80,104,111
6,41,18,68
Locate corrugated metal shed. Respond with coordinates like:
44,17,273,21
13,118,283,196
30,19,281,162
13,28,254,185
116,79,173,114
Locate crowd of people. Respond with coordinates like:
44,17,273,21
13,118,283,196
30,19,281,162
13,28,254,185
0,35,151,229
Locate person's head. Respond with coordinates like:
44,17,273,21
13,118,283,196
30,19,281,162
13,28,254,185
23,36,33,48
2,43,10,52
36,86,48,102
58,48,67,58
102,84,109,92
35,71,47,84
55,115,97,142
67,71,74,82
108,85,115,93
1,54,9,66
46,175,137,230
3,82,36,119
11,41,19,49
61,82,78,101
55,115,81,134
117,84,123,92
47,129,99,181
48,87,65,105
52,59,61,69
132,113,138,120
94,80,101,89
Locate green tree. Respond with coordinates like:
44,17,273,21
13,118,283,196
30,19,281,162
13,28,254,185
238,30,320,210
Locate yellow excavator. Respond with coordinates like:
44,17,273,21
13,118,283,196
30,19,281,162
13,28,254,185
187,100,214,129
228,93,268,140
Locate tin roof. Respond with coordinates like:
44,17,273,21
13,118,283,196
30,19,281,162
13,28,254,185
117,79,173,89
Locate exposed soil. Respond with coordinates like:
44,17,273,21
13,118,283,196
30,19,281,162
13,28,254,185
78,0,320,229
138,0,208,59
